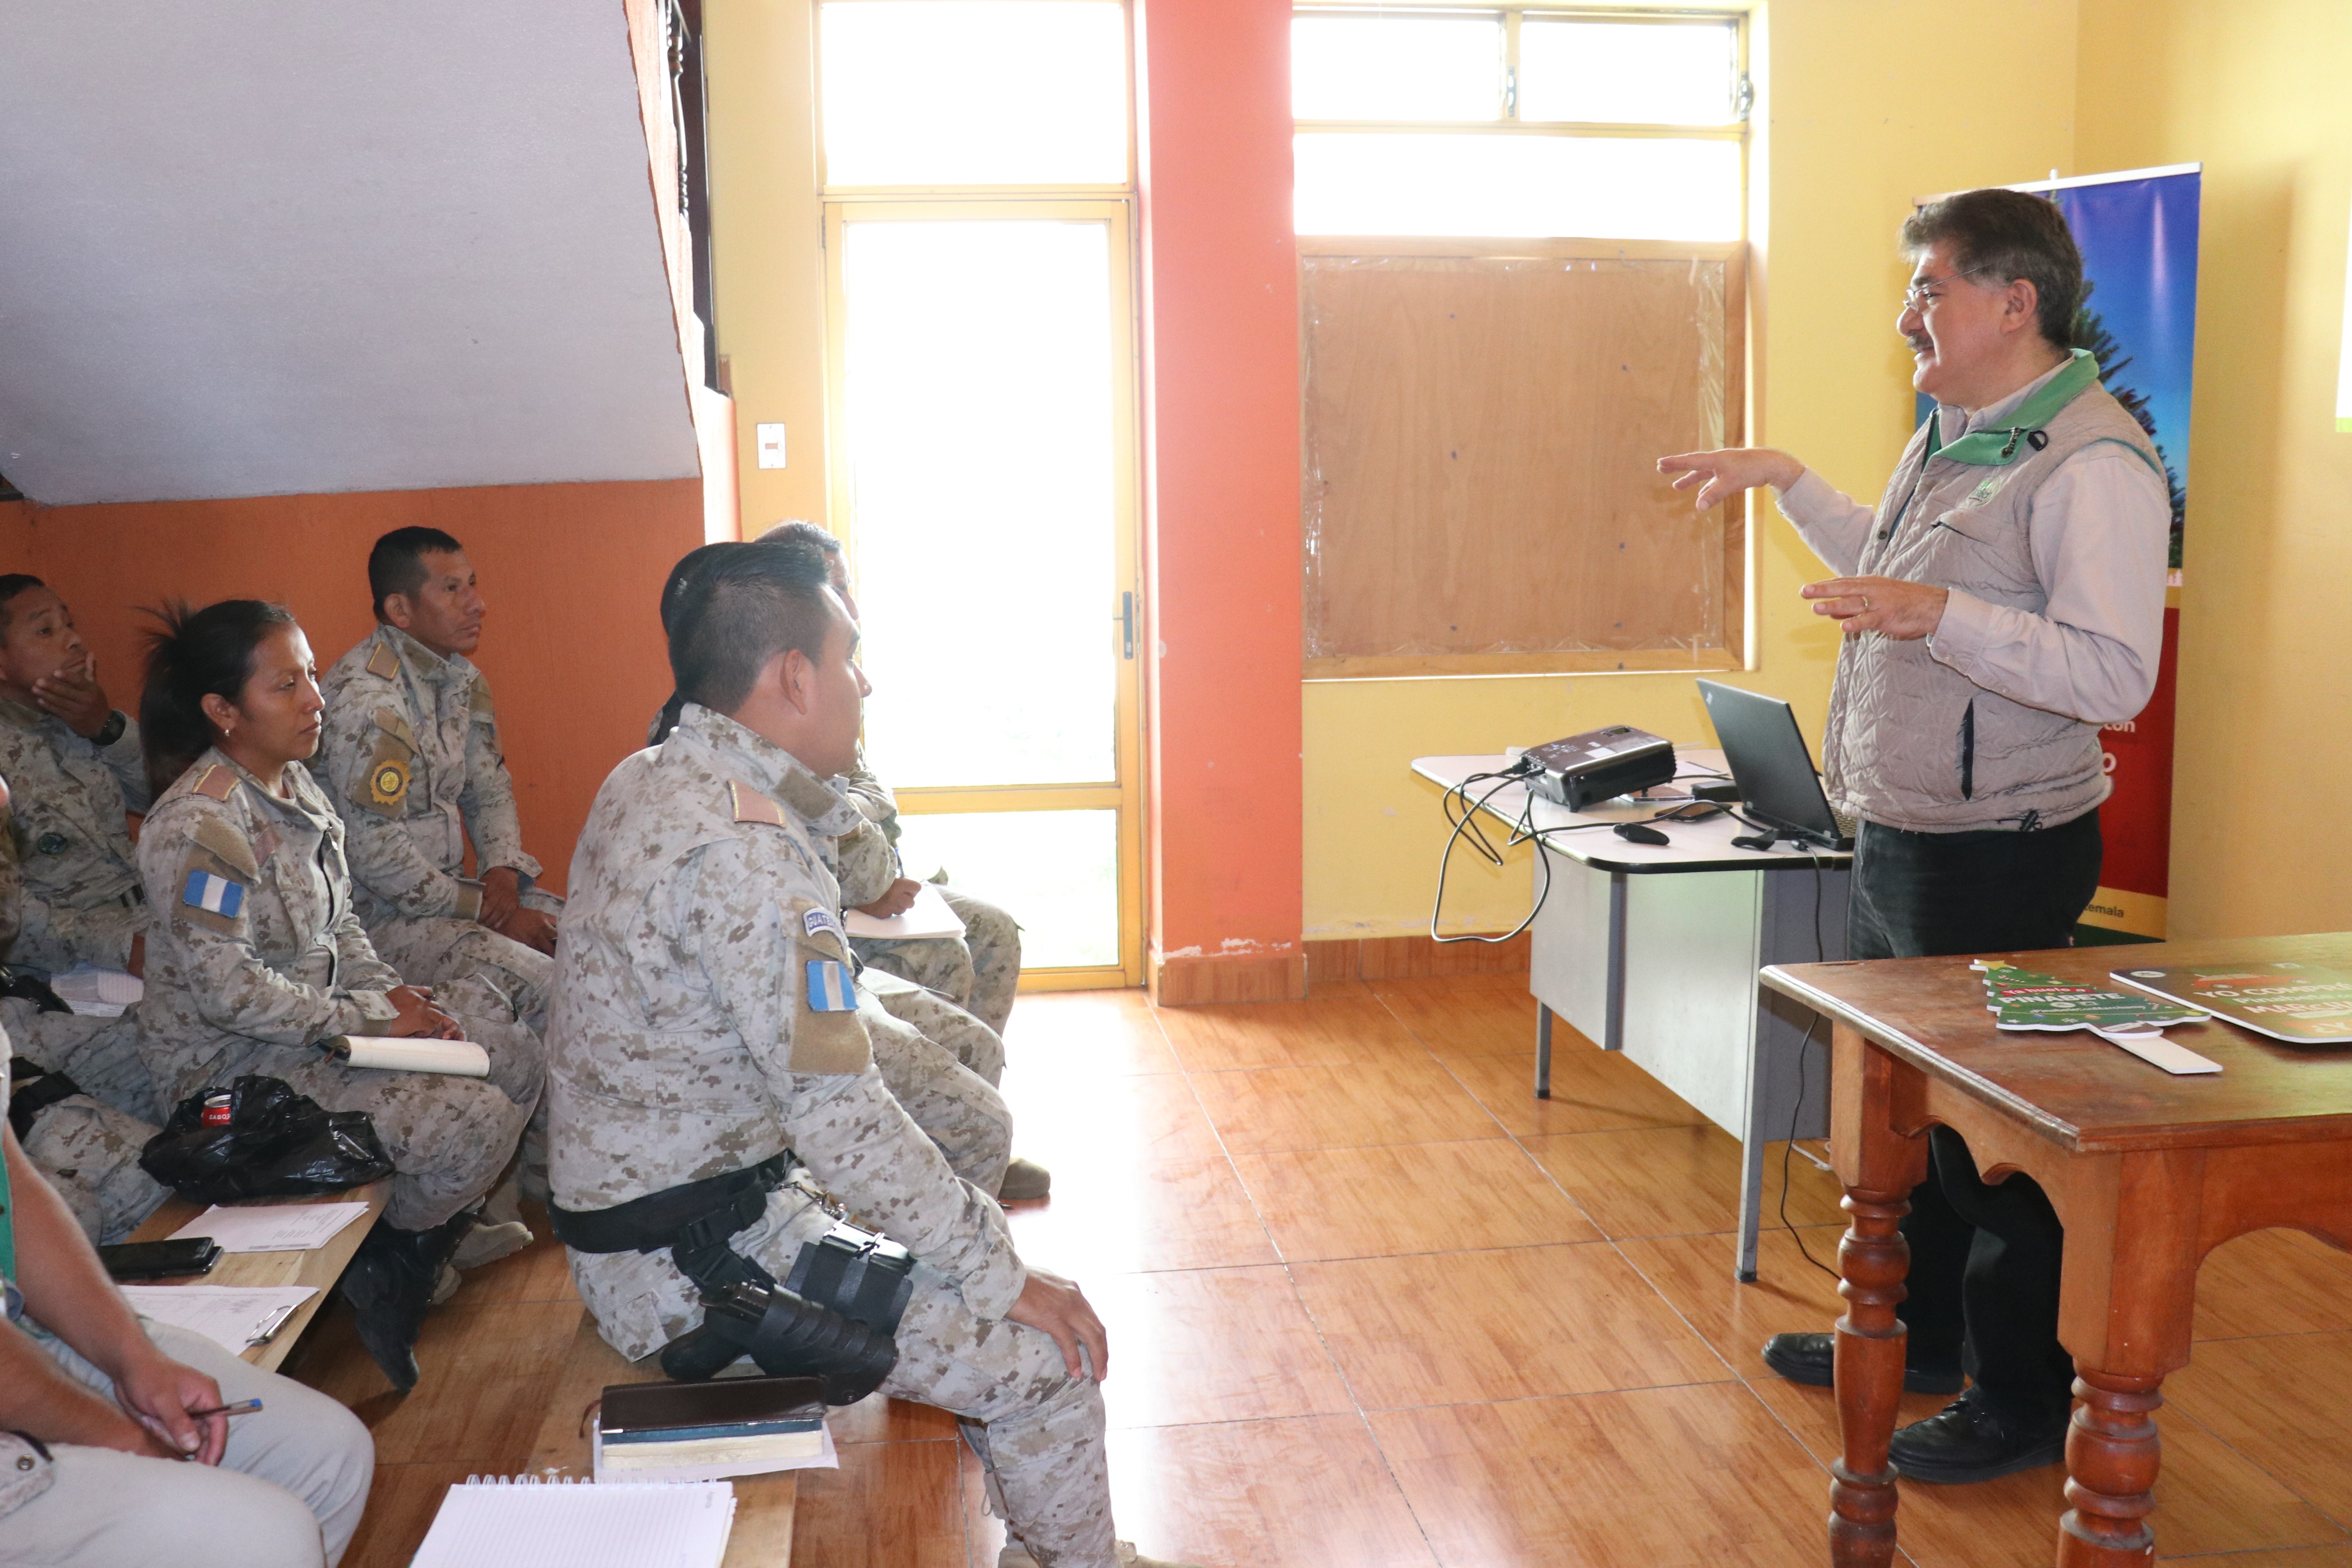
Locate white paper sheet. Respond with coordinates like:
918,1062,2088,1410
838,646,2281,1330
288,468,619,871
121,1284,317,1354
2091,1028,2225,1075
842,883,967,942
411,1479,736,1568
170,1201,371,1252
47,963,144,1017
337,1036,491,1077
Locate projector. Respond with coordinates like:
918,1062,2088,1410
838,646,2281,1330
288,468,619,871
1523,725,1677,812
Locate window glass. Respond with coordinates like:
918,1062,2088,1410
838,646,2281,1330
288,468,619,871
892,810,1121,969
821,1,1128,186
842,217,1119,788
1516,20,1738,125
1291,13,1504,122
1294,133,1741,240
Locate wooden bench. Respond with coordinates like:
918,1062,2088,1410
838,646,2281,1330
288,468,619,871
525,1309,798,1566
123,1181,390,1373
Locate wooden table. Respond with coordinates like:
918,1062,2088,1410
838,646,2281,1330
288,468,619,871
124,1182,389,1372
1761,932,2352,1567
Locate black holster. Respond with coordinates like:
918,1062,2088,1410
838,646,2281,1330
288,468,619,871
6,1061,83,1141
548,1157,913,1403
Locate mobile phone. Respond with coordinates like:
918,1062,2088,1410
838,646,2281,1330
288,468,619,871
98,1238,224,1281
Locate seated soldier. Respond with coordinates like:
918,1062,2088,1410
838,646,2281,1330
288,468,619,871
0,774,169,1246
1,1035,376,1568
550,544,1201,1568
134,599,543,1389
316,527,555,1242
649,544,1045,1203
0,575,150,978
758,522,1023,1039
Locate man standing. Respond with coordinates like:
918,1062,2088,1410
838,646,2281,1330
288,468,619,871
315,528,557,1025
1657,188,2171,1483
549,543,1199,1568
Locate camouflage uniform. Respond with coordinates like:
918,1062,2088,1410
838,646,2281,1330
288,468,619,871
314,624,555,1029
0,695,148,973
551,703,1116,1567
0,797,168,1244
858,973,1010,1192
840,758,1022,1036
134,749,540,1232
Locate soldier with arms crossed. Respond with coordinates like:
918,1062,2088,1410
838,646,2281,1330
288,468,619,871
550,544,1202,1568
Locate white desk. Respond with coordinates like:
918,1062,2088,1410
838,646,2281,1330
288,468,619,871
1412,751,1852,1280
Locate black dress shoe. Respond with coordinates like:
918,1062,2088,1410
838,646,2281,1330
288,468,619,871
1760,1332,1966,1395
1889,1387,2069,1484
338,1211,478,1392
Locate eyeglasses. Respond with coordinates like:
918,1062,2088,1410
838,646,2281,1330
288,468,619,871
1902,263,1997,314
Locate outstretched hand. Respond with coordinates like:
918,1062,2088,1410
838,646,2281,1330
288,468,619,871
1801,575,1950,641
1655,448,1805,510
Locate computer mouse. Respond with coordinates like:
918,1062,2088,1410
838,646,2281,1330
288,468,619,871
1614,823,1671,846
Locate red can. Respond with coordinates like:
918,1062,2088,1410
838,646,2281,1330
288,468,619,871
200,1093,233,1127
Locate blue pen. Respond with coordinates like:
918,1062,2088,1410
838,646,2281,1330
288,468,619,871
187,1398,264,1418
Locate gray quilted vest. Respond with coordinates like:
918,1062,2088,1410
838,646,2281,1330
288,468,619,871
1823,352,2161,833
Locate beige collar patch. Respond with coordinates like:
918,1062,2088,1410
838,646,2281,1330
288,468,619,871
730,780,788,828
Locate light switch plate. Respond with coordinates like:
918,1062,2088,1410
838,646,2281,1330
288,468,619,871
756,423,787,469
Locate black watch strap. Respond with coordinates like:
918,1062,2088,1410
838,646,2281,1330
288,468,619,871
92,710,127,748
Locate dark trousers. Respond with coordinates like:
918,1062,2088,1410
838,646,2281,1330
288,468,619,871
1847,807,2103,1424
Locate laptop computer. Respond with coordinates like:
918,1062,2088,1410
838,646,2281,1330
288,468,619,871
1695,680,1858,851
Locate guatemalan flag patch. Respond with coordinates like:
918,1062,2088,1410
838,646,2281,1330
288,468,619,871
805,959,858,1012
182,869,246,919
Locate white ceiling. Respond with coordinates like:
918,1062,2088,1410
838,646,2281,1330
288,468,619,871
0,1,700,505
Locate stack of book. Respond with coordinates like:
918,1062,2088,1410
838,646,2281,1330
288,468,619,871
594,1375,833,1483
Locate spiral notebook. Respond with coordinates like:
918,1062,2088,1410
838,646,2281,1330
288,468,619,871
408,1476,736,1568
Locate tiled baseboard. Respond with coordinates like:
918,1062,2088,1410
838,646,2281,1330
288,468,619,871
1304,931,1531,984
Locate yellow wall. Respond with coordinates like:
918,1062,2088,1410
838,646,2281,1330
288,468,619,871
706,0,830,532
2075,0,2352,938
1306,0,2083,938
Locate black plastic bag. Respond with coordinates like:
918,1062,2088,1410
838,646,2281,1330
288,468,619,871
140,1075,394,1203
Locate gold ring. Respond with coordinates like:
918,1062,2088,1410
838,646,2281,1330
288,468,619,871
1861,595,1872,611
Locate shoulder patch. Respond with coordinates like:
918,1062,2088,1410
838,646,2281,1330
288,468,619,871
191,764,238,802
192,815,260,879
730,780,788,828
803,906,843,942
366,641,402,679
468,679,497,717
175,849,250,933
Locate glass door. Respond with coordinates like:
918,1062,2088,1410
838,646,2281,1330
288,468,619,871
825,200,1143,987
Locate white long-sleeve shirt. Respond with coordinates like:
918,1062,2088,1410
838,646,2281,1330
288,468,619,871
1773,366,2173,727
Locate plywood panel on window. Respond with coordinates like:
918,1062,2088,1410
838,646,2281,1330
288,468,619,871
1301,242,1744,677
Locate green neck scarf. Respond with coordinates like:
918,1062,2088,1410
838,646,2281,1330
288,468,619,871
1923,349,2102,467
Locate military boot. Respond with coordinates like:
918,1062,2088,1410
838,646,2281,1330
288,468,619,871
339,1210,478,1391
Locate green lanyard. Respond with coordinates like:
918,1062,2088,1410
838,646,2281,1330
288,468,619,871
1,1101,15,1290
1924,349,2102,467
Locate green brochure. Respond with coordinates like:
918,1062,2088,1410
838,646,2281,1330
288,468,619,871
2111,964,2352,1045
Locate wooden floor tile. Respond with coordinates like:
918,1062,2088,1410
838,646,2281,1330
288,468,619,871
831,1392,966,1446
1190,1058,1503,1155
789,1438,970,1568
1002,1070,1277,1273
1744,1372,1959,1471
1524,1125,1847,1239
1367,976,1545,1060
2173,1550,2352,1567
2170,1331,2352,1519
451,1222,583,1306
1614,1225,1848,1381
1888,1410,2347,1566
1235,1138,1599,1261
1292,1243,1730,1409
1106,1416,1437,1568
1156,991,1433,1073
1446,1047,1705,1137
1370,1383,1830,1567
337,1462,474,1568
1003,988,1182,1079
2196,1226,2352,1340
1091,1266,1355,1429
300,1294,586,1463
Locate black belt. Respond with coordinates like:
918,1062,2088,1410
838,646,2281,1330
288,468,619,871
7,1063,84,1141
547,1152,792,1295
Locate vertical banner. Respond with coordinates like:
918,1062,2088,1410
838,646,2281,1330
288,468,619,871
1918,165,2202,939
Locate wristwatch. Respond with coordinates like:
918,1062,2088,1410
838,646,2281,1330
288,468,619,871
91,710,127,748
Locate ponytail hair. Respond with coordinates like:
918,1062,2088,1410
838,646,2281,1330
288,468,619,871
139,598,299,798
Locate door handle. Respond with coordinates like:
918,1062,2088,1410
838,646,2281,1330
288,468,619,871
1120,591,1135,659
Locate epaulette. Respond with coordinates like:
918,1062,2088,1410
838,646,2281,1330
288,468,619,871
729,780,787,828
191,764,238,802
365,641,401,680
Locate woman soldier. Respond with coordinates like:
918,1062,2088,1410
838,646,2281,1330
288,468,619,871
132,600,542,1390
